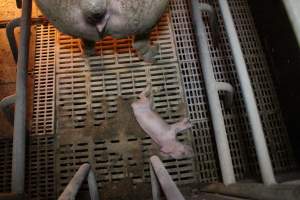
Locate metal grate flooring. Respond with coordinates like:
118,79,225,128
54,13,195,195
31,24,56,135
0,135,55,200
0,0,298,199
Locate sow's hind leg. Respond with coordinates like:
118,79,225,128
133,33,159,63
80,39,96,56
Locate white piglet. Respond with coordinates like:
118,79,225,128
131,85,193,159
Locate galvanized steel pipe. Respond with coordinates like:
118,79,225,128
58,164,91,200
0,94,16,125
150,156,185,200
58,163,100,200
217,0,276,185
191,0,236,185
11,0,32,194
87,168,100,200
6,18,20,63
6,17,47,63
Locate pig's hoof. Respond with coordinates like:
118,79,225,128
80,39,97,57
173,117,192,133
84,48,97,57
134,43,159,64
141,44,159,63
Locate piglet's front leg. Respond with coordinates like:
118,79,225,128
131,86,193,159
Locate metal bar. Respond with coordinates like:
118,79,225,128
283,0,300,47
87,168,100,200
216,82,234,108
1,17,46,29
190,0,236,185
217,0,276,185
150,163,161,200
150,156,185,200
6,18,20,63
11,0,32,195
6,17,48,63
0,94,16,125
58,164,91,200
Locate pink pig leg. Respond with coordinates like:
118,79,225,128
171,117,192,133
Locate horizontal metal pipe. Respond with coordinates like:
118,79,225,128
217,0,276,185
58,164,91,200
150,156,185,200
11,0,32,194
1,17,46,29
191,0,236,185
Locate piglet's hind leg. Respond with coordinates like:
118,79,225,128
171,118,192,134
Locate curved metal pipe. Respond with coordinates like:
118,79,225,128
0,94,16,125
6,17,47,63
58,164,91,200
6,18,20,63
11,0,32,195
217,82,234,109
191,0,236,185
217,0,276,185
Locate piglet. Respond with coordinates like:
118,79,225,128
131,85,193,159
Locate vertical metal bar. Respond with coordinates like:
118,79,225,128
217,0,276,185
150,163,161,200
190,0,236,185
58,164,91,200
87,168,100,200
11,0,32,194
150,156,185,200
